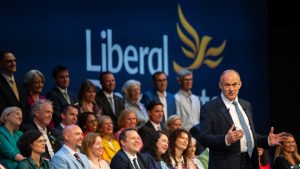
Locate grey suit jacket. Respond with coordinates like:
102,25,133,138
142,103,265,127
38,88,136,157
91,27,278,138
198,97,268,169
50,145,90,169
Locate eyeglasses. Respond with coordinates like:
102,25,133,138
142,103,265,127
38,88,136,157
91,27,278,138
222,83,241,89
34,139,46,144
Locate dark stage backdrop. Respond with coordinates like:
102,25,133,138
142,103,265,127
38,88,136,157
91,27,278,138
0,0,269,133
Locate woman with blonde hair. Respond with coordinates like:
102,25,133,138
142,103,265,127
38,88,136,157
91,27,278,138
273,132,300,169
98,115,120,164
0,107,25,169
81,132,110,169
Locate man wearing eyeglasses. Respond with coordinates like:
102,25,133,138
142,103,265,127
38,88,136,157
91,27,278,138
0,51,28,123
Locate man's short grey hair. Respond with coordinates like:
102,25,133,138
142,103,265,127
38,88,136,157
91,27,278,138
31,99,53,116
177,69,193,79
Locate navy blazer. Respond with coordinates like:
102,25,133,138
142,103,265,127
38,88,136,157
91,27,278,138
110,149,150,169
51,145,90,169
46,87,77,127
141,89,176,124
198,97,269,169
138,120,167,152
95,90,124,132
0,74,28,123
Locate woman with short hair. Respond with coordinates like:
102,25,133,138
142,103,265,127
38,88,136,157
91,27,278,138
17,130,53,169
0,106,24,169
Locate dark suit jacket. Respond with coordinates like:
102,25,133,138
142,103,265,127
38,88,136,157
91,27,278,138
110,149,150,169
0,74,28,123
46,87,77,127
273,156,296,169
138,120,167,152
141,89,176,124
20,120,62,159
198,97,268,169
95,90,124,132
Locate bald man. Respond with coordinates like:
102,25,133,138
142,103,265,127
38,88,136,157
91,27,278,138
51,125,90,169
196,69,285,169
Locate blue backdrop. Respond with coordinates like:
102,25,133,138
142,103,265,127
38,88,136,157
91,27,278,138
0,0,268,133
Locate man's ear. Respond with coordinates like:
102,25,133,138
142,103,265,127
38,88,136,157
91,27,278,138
218,82,222,90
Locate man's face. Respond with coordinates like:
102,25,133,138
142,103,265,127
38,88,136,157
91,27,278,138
101,73,116,93
179,74,193,91
219,71,241,101
154,73,167,93
148,105,164,124
35,103,53,127
55,70,69,89
65,125,83,149
121,130,140,155
0,52,17,75
61,107,78,125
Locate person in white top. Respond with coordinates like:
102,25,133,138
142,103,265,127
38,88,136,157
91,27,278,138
174,69,200,131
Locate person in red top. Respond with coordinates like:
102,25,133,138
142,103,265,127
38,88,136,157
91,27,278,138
258,147,270,169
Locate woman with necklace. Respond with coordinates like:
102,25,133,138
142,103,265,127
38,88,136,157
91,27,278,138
81,132,110,169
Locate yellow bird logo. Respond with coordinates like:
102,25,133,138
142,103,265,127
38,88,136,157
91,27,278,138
173,4,227,73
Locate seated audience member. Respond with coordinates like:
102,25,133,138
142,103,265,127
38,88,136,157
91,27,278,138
17,130,53,169
0,107,24,169
165,114,182,133
115,109,143,150
141,71,177,125
258,147,270,169
78,80,102,118
143,131,172,169
187,137,205,169
0,51,28,123
95,71,125,133
115,109,138,140
51,125,90,169
110,128,150,169
138,101,167,151
23,69,46,109
46,65,77,127
54,104,78,140
81,132,110,169
168,128,198,169
273,133,300,169
98,115,120,164
78,112,98,138
122,79,148,127
21,99,62,160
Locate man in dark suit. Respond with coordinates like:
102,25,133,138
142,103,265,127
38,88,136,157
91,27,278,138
138,101,167,151
0,51,28,123
111,128,150,169
95,71,124,132
54,104,78,142
21,99,62,159
46,65,77,127
197,69,286,169
141,71,176,125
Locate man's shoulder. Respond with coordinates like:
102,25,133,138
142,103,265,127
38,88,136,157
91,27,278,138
46,87,60,96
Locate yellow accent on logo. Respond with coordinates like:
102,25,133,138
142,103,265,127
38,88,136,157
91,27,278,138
173,4,227,73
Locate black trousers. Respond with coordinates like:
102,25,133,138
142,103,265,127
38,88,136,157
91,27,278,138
240,153,253,169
